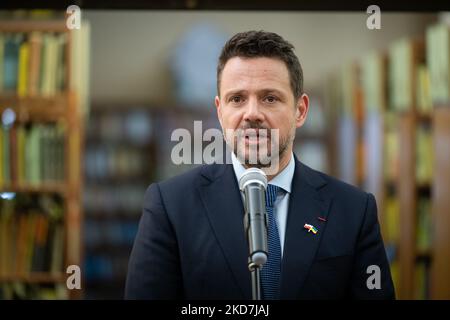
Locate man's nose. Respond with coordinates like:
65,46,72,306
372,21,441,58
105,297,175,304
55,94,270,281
243,98,264,122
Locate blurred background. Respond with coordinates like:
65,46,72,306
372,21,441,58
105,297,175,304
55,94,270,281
0,4,449,300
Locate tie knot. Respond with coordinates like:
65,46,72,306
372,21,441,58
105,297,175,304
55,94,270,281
265,184,280,208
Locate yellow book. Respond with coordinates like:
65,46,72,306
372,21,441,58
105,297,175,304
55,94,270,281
416,65,432,114
384,196,400,243
16,126,26,185
17,41,30,98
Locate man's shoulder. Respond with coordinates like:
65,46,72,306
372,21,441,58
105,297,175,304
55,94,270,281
300,161,370,200
156,163,229,190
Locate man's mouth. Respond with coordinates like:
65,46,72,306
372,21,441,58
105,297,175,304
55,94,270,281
241,129,270,145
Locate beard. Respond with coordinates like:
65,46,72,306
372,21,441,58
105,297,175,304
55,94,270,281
223,121,295,169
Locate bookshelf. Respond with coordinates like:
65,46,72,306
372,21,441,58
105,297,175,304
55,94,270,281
430,106,450,299
0,20,88,299
328,23,450,299
83,105,155,299
83,103,219,298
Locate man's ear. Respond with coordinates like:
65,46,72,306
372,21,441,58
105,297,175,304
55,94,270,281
215,95,223,127
295,93,309,128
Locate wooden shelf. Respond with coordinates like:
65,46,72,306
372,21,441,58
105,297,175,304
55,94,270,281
0,183,67,195
416,113,432,123
0,273,66,284
0,20,68,33
430,106,450,299
0,94,69,123
0,20,85,300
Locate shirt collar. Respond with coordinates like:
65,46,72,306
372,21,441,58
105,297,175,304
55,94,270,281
231,152,295,194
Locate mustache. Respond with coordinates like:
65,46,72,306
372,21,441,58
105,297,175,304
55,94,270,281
238,122,270,131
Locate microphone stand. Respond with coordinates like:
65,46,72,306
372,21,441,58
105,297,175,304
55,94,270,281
248,260,262,300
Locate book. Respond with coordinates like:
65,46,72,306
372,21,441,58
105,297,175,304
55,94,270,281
17,40,30,97
416,124,433,185
362,52,386,112
426,24,450,105
389,39,414,111
416,197,432,252
3,34,22,92
28,32,43,97
416,65,432,114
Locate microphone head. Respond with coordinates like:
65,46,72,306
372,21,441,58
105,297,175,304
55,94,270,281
238,168,268,191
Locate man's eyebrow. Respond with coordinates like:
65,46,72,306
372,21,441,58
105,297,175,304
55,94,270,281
259,88,286,96
224,88,286,97
223,90,247,98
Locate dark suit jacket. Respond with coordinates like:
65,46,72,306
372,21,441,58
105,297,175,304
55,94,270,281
125,159,395,299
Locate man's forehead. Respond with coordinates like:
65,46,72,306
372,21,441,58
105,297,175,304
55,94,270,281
220,57,290,90
222,56,289,75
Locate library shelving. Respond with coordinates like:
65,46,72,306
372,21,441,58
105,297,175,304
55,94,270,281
327,23,450,299
0,20,89,299
83,103,219,299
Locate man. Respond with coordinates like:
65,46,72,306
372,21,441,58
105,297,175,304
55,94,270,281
125,31,395,299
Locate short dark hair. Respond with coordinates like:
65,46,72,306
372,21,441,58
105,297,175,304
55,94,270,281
217,30,303,99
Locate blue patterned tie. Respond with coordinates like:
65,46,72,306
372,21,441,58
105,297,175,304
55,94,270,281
260,184,282,300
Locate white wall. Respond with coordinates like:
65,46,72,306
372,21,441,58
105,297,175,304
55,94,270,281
84,10,435,105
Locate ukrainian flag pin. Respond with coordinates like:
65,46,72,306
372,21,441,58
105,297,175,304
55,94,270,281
304,223,318,234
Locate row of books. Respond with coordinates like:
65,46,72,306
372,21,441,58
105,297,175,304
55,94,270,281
0,32,67,97
84,145,149,181
382,196,432,252
0,124,65,187
358,23,449,114
84,251,130,282
0,283,67,300
86,110,154,146
84,220,139,249
83,184,147,216
0,194,65,277
382,114,434,184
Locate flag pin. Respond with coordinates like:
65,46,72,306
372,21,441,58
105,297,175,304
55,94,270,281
304,223,318,234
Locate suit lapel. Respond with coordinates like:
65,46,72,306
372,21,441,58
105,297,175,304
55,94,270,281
280,160,333,299
198,164,251,299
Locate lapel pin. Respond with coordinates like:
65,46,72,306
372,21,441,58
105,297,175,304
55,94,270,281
304,223,318,234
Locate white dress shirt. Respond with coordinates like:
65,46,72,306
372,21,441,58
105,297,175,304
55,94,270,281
231,152,295,255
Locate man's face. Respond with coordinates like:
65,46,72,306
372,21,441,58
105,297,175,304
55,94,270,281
215,56,309,169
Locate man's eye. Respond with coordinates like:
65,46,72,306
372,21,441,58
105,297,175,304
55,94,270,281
264,96,278,103
230,96,242,103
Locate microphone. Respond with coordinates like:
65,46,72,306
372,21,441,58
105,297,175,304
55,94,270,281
239,168,268,267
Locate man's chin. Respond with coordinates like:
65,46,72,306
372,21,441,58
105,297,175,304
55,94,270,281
234,147,274,167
